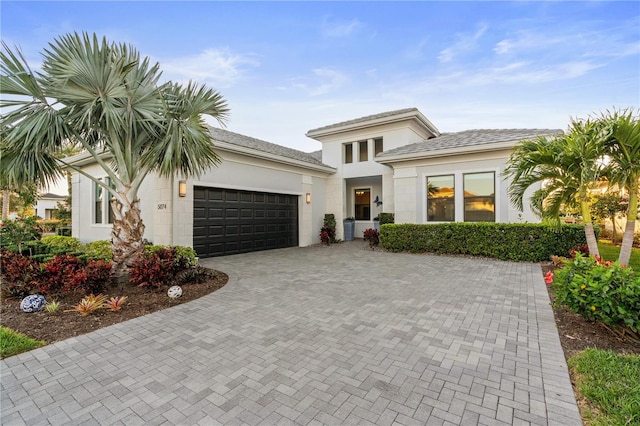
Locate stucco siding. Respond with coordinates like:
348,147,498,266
394,149,539,224
71,164,155,244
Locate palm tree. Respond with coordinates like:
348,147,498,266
1,32,229,280
504,119,606,256
601,109,640,266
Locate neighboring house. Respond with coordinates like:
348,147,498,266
35,193,67,219
71,108,561,257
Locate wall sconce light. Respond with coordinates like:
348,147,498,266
306,193,311,204
178,180,187,197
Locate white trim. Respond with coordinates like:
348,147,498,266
378,141,515,164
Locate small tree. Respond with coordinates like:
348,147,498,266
591,191,627,244
1,33,229,281
601,108,640,266
505,119,607,257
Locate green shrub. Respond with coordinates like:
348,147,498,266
552,254,640,336
380,223,588,262
378,213,395,225
82,240,112,261
41,235,81,251
0,217,42,252
37,219,63,233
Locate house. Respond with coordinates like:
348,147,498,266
71,108,561,257
35,193,67,220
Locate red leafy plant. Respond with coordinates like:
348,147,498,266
0,249,41,297
65,259,112,294
569,243,589,258
363,228,379,249
40,254,85,294
129,247,189,288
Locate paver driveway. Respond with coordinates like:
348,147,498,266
1,242,581,425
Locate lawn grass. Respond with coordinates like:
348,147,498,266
597,241,640,270
0,326,45,359
569,349,640,426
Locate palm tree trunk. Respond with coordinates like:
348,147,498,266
2,189,9,219
618,191,638,266
581,200,600,257
110,198,145,288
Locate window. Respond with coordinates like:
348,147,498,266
427,175,455,221
374,138,383,156
359,140,368,162
344,143,353,164
94,178,115,224
464,172,495,222
354,189,371,220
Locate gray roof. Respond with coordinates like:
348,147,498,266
209,127,330,168
377,128,563,158
307,108,419,134
308,150,323,162
39,193,67,199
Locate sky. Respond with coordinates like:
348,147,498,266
2,1,639,160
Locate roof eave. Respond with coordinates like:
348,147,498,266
376,141,516,164
306,110,440,140
215,141,336,174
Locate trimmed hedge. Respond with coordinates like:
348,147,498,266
380,223,590,262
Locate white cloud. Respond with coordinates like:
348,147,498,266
494,27,640,61
404,38,430,60
438,24,489,63
292,67,349,96
321,17,363,38
160,48,259,88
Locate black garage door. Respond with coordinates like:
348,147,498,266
193,187,299,258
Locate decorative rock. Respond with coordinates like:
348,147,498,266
20,295,47,313
167,286,183,299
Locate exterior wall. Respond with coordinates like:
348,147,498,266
173,150,330,248
72,154,330,248
35,198,62,219
319,122,427,235
390,149,540,224
71,163,155,244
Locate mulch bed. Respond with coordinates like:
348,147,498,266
0,270,228,345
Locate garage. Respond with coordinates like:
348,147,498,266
193,186,299,258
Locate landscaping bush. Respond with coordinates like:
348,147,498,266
363,228,379,249
39,254,86,294
82,240,112,261
320,214,337,244
378,212,395,225
130,246,192,288
380,223,589,262
0,217,42,252
145,244,197,268
552,253,640,337
37,219,63,233
0,249,41,297
64,259,113,294
41,235,82,252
